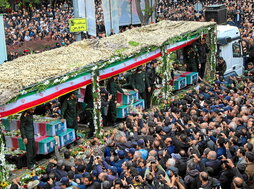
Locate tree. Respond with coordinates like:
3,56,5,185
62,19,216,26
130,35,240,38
0,0,10,8
135,0,158,25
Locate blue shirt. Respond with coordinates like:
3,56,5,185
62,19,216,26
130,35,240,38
167,145,175,156
216,147,226,158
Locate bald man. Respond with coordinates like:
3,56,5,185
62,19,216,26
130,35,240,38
232,177,244,189
205,151,221,177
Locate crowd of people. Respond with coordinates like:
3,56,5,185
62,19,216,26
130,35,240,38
4,2,75,61
10,63,254,189
157,0,254,65
4,0,254,62
4,0,254,188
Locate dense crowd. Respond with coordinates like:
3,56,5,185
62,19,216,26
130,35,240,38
4,1,254,188
9,65,254,189
3,0,254,61
157,0,254,63
4,2,75,60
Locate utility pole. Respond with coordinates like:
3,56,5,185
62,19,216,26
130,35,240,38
72,0,82,41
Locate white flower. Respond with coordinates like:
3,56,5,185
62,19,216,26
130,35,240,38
91,66,98,71
53,78,60,84
44,80,50,85
62,76,69,81
20,90,27,95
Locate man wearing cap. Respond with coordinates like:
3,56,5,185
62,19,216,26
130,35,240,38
125,148,136,160
20,108,37,169
58,177,70,188
132,66,151,109
245,151,254,188
61,91,80,134
113,150,127,175
106,76,125,126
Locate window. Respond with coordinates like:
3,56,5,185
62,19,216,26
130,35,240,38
232,41,242,57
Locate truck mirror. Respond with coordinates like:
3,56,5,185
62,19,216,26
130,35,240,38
226,37,231,43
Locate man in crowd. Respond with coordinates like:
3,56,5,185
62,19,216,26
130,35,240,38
61,91,80,135
7,0,254,188
100,88,112,126
83,84,94,137
146,61,157,109
20,107,36,169
106,75,126,126
132,66,151,109
184,45,199,72
197,38,210,78
216,57,227,76
12,64,254,188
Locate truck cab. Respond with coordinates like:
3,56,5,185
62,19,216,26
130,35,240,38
217,25,244,77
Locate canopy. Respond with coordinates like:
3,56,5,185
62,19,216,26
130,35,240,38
0,21,216,118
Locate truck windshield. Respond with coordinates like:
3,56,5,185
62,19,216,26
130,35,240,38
232,41,242,57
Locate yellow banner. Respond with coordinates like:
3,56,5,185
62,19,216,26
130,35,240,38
69,18,87,32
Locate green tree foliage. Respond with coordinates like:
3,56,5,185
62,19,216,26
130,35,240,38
0,0,10,8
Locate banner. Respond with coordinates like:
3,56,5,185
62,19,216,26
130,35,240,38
86,0,97,37
111,0,120,34
0,15,7,64
119,0,131,26
69,18,87,32
102,0,111,36
78,0,86,18
77,0,96,37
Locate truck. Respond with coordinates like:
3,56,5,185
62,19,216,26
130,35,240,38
217,25,244,77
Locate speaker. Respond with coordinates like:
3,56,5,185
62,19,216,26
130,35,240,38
205,4,227,24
